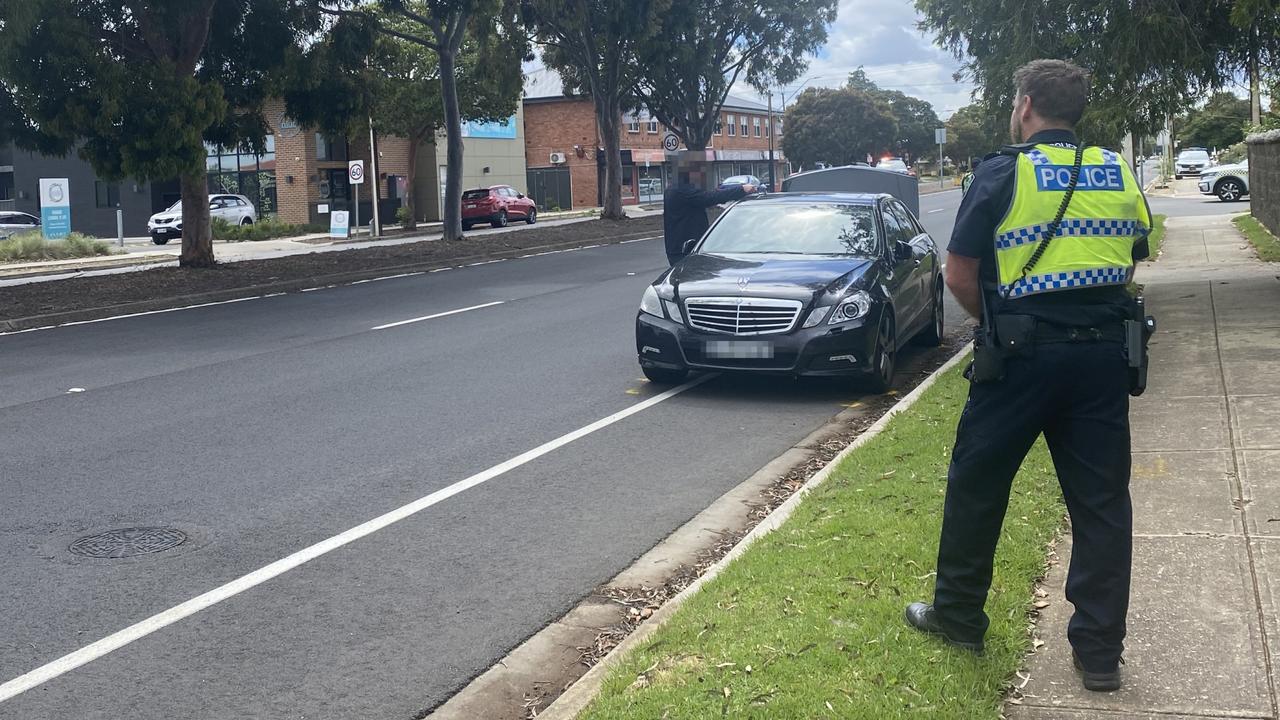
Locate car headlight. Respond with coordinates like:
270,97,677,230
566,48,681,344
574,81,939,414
640,285,663,318
829,290,872,324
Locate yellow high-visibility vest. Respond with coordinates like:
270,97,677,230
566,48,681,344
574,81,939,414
994,143,1150,299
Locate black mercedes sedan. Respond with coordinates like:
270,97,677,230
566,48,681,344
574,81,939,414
636,192,943,392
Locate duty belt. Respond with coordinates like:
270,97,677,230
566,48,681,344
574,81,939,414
1033,324,1125,344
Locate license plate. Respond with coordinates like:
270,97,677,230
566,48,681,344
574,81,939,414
706,340,773,359
465,203,477,209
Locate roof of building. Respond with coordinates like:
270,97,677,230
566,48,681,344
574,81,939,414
522,67,772,113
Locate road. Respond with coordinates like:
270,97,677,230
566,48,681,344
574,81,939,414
0,187,1240,719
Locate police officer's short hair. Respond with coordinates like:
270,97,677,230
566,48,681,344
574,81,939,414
1014,59,1090,126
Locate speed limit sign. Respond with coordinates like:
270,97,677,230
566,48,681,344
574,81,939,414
348,160,365,185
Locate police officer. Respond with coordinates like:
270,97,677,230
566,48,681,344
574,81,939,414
662,163,754,266
904,59,1152,693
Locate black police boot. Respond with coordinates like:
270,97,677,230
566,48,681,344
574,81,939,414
903,602,984,654
1072,651,1122,692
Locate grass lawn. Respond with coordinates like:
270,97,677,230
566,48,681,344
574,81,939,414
1233,214,1280,262
580,363,1065,720
1145,214,1167,261
0,231,120,263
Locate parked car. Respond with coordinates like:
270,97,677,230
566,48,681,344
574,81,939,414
461,185,537,230
636,192,943,393
147,194,257,245
877,157,915,176
1198,161,1249,202
718,174,761,191
0,211,41,240
1174,149,1212,179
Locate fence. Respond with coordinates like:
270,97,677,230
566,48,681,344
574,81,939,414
1247,130,1280,237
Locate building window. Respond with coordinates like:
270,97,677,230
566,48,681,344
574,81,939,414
316,133,347,162
714,117,722,135
741,116,749,137
0,171,12,202
647,117,658,134
206,135,277,216
776,118,784,136
94,180,120,208
627,114,640,133
727,115,736,137
754,117,762,137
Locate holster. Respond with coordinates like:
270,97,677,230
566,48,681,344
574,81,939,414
1124,295,1157,396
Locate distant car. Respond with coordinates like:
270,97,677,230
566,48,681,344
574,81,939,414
147,193,257,245
636,192,943,394
1198,161,1249,202
0,211,41,240
877,157,915,177
1174,149,1212,179
461,185,537,230
718,175,761,191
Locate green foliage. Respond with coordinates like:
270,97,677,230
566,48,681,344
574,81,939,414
0,231,119,262
580,364,1065,719
847,69,941,162
781,87,897,168
629,0,837,149
1181,92,1252,151
396,206,414,225
1235,214,1280,262
1221,142,1249,164
211,217,314,242
914,0,1247,140
1144,214,1167,261
946,102,1004,168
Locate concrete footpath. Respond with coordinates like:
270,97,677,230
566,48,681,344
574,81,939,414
1009,213,1280,719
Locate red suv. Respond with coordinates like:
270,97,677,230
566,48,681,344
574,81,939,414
461,185,538,230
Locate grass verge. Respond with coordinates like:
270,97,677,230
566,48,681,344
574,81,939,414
1144,214,1167,261
1233,214,1280,262
580,363,1064,720
0,231,120,263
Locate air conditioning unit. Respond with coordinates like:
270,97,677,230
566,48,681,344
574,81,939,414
549,152,567,165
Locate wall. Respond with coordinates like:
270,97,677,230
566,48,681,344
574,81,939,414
523,98,599,209
1248,130,1280,237
417,105,530,221
8,147,155,238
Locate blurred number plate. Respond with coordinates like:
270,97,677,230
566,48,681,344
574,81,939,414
706,340,773,359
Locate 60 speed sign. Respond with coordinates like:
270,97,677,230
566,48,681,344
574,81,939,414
348,160,365,185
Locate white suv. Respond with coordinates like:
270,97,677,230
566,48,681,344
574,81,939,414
1197,161,1249,202
1174,149,1211,179
147,193,257,245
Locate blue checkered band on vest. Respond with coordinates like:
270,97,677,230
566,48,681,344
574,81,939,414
1000,267,1131,298
1100,149,1120,165
1025,149,1052,166
995,218,1142,250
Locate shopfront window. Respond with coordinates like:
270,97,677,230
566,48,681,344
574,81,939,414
316,133,348,162
205,135,277,216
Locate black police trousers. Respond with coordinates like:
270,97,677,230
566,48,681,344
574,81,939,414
933,338,1132,670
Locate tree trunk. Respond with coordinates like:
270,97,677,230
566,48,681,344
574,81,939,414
179,171,214,267
439,49,465,241
597,95,626,220
1250,37,1262,126
403,129,421,231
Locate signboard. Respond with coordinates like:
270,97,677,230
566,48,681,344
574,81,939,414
38,178,71,240
348,160,365,185
329,210,350,238
275,111,301,139
461,116,518,139
935,128,947,145
661,133,681,152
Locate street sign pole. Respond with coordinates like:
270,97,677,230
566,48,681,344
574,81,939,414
354,183,360,238
935,127,947,190
348,160,365,238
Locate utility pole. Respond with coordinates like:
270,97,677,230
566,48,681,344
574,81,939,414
1251,31,1263,126
767,90,775,191
369,114,381,238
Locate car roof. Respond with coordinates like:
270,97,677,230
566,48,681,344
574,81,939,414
738,191,885,206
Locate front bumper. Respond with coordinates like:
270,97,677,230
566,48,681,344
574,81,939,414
636,310,879,378
1177,166,1206,176
148,223,181,237
1198,179,1214,194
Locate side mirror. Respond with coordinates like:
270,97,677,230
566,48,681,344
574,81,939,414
518,193,526,199
682,238,699,255
893,240,913,261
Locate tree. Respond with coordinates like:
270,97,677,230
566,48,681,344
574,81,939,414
0,0,334,267
945,102,1003,169
524,0,667,220
324,0,530,242
780,87,896,168
629,0,838,151
914,0,1243,141
368,19,523,229
1180,92,1252,150
846,69,939,162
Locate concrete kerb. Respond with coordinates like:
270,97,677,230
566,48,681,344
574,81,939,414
0,232,663,335
531,343,975,720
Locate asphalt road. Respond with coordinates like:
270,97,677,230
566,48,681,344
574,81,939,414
0,187,1236,719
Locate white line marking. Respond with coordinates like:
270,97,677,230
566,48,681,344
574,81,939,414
349,272,426,285
928,208,946,214
429,267,453,273
0,374,712,703
371,301,505,330
0,295,272,337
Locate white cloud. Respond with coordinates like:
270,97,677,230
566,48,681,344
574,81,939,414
737,0,977,120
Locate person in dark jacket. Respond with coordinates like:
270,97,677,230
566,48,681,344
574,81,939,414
662,168,755,265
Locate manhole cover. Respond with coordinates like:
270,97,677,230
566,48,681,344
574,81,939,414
68,527,188,558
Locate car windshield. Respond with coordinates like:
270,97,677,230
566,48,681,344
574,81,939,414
722,176,752,185
164,201,181,212
463,190,491,200
697,203,880,257
880,159,907,170
1178,151,1210,163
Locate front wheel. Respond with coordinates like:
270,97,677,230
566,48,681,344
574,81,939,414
525,208,537,225
1174,174,1183,180
913,279,944,346
642,365,688,385
152,236,170,245
240,217,253,226
462,221,474,232
1216,178,1245,202
863,315,896,394
491,211,509,228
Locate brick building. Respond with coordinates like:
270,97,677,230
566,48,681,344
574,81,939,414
522,69,785,210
